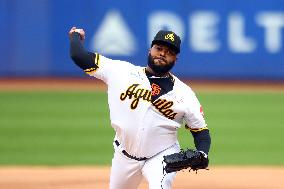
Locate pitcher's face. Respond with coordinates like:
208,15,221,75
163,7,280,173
147,44,177,75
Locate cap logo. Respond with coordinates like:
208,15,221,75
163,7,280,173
165,33,175,42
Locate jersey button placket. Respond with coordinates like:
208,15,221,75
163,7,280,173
135,101,151,157
134,72,151,157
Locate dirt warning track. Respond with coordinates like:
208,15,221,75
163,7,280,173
0,78,284,92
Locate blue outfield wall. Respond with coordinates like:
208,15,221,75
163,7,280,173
0,0,284,80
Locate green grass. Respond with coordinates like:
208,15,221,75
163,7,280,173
0,91,283,165
0,91,114,165
178,91,284,165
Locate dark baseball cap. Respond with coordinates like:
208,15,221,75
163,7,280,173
151,30,181,54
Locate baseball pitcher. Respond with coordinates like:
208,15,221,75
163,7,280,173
69,27,211,189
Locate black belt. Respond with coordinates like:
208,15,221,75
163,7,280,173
114,140,148,161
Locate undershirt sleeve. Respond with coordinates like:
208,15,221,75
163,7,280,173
190,128,211,155
69,32,98,70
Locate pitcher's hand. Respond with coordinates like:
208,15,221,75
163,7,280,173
69,26,85,40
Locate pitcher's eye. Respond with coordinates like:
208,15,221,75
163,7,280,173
155,46,163,51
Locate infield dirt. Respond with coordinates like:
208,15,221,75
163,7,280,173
0,166,284,189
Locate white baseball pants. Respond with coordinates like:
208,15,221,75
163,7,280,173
109,143,180,189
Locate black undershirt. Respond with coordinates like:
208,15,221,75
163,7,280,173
145,69,175,102
70,32,97,70
191,129,211,154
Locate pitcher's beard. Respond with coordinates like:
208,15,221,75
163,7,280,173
147,54,175,75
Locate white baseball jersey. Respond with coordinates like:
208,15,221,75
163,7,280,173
85,53,207,158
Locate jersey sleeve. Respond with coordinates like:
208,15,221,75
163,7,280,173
183,88,208,132
84,53,120,84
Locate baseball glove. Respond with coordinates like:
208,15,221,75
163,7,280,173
163,149,209,173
